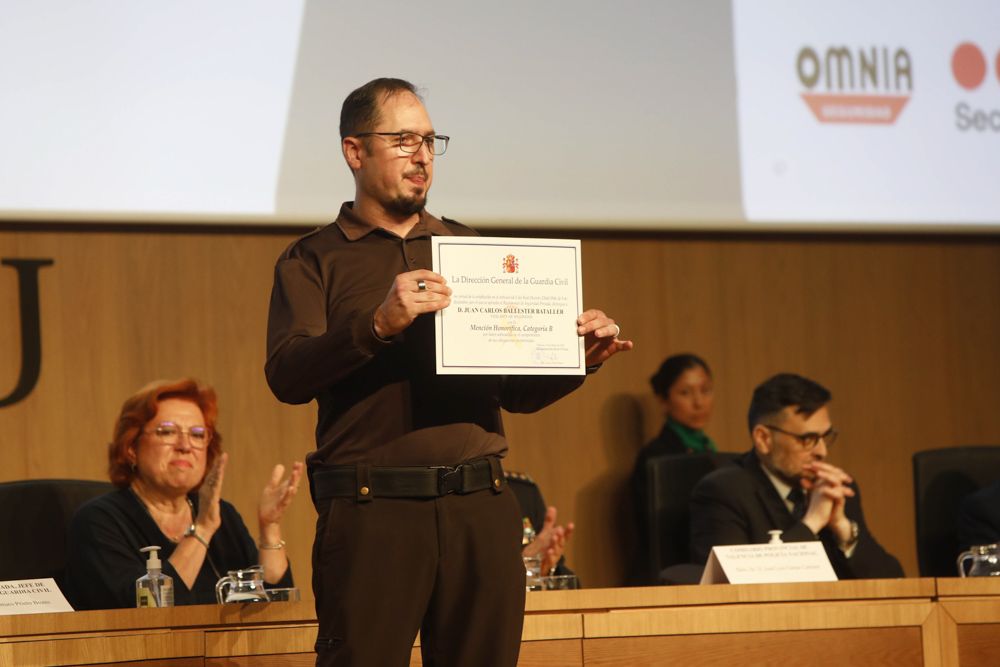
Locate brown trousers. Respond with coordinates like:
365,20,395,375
312,486,525,666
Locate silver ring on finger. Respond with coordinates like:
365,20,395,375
612,324,621,338
417,279,427,292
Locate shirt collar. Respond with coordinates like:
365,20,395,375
760,462,796,513
335,201,450,241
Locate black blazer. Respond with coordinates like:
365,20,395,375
689,451,903,579
958,481,1000,550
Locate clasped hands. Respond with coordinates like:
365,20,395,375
373,270,634,365
799,461,857,548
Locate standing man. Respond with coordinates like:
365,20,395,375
689,373,902,579
265,78,632,666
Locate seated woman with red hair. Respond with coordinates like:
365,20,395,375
66,378,302,609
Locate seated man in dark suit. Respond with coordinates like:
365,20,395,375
958,481,1000,550
690,373,903,579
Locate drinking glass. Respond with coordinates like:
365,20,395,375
266,587,301,602
523,555,543,591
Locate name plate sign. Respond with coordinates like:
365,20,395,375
0,578,74,615
700,542,838,585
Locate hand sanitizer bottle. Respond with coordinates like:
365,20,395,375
136,545,174,607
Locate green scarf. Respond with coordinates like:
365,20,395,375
667,419,717,454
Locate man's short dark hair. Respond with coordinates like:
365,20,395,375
747,373,831,432
650,353,711,399
339,77,420,139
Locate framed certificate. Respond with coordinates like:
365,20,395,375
432,236,585,375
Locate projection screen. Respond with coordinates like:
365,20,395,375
1,0,998,231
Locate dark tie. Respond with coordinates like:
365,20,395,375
787,488,806,521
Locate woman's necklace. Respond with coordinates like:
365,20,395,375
129,487,195,543
128,487,223,580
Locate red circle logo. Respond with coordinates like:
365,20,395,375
952,42,987,90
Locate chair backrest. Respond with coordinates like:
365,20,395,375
0,479,114,586
912,446,1000,577
645,452,740,578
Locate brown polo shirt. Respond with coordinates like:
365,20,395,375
265,202,586,468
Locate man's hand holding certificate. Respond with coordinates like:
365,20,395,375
431,236,632,374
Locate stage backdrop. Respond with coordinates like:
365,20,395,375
2,227,999,591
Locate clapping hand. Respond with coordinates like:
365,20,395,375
196,452,228,535
258,461,304,526
522,506,575,575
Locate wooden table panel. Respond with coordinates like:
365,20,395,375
936,578,1000,598
583,627,923,667
204,625,316,657
522,613,584,641
583,600,935,638
525,579,936,613
1,629,204,667
957,624,1000,667
407,640,584,667
206,656,311,667
937,591,1000,667
938,598,1000,624
0,580,990,666
517,639,584,667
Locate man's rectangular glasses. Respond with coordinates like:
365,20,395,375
764,424,838,450
354,132,449,155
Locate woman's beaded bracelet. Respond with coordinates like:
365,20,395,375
258,539,286,550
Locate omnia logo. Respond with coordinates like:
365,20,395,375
797,45,913,124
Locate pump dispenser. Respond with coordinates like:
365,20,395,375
136,545,174,608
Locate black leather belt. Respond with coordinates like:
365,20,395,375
310,456,505,504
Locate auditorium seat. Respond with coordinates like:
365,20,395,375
644,452,739,584
912,446,1000,577
0,479,114,589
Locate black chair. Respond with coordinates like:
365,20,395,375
912,446,1000,577
644,452,740,584
0,479,114,587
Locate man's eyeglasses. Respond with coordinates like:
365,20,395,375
354,132,450,156
764,424,838,450
144,422,211,450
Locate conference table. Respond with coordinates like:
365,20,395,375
1,578,998,666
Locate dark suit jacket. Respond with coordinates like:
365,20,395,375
690,451,903,579
958,481,1000,550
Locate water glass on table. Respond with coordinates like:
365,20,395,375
266,587,301,602
523,555,543,591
